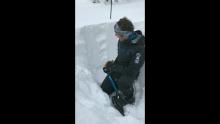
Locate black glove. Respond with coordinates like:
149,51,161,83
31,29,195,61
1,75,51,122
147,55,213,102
103,60,114,73
103,67,110,73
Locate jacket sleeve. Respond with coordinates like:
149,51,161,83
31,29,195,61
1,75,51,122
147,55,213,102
111,56,124,73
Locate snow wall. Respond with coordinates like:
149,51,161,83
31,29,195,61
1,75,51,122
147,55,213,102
75,21,145,124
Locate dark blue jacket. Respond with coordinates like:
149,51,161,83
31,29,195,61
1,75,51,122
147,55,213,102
111,30,145,80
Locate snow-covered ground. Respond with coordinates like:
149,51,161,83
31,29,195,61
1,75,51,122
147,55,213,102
75,0,145,124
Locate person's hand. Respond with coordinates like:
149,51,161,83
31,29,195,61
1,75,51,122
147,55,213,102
103,60,114,73
103,60,114,68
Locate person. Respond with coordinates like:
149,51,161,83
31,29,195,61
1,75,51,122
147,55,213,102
100,17,145,115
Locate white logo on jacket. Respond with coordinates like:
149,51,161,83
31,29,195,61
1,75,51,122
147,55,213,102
134,53,141,64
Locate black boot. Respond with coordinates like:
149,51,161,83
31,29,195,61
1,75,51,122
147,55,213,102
126,96,135,104
123,86,135,105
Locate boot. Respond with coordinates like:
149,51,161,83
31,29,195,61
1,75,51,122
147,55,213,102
126,96,135,105
123,86,135,104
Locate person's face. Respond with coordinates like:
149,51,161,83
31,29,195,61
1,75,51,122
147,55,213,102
115,33,126,41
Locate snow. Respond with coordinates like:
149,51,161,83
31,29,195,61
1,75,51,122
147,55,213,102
75,0,145,124
76,0,145,28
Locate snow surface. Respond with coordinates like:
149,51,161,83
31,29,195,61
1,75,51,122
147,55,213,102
75,0,145,124
76,0,145,28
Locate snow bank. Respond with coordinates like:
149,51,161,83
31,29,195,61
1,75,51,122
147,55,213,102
75,21,145,124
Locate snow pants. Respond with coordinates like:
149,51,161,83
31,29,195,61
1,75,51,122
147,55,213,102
100,73,135,99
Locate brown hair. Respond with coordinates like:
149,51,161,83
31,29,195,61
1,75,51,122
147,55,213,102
117,17,134,32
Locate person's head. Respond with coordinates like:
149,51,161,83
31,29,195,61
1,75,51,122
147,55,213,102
114,17,134,41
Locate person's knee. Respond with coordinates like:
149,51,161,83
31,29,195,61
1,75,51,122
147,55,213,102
101,77,114,95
